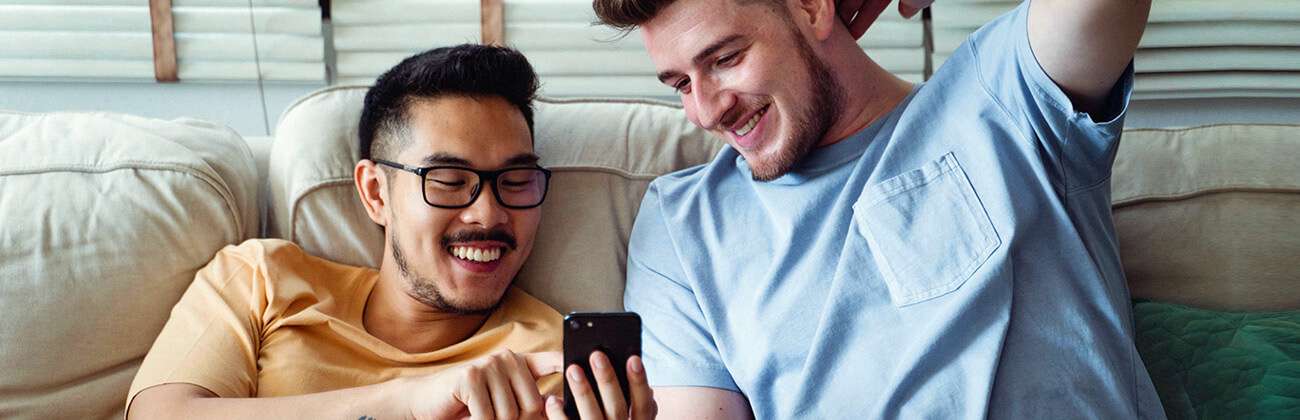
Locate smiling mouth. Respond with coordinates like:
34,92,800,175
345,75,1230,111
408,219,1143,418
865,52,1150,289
447,245,504,263
731,104,770,138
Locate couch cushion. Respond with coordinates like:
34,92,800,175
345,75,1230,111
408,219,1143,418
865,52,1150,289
0,111,259,419
1133,300,1300,419
1112,124,1300,311
268,86,722,313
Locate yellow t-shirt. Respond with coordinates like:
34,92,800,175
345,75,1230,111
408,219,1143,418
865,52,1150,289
126,239,562,412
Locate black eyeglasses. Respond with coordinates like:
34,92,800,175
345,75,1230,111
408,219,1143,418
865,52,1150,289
373,159,553,209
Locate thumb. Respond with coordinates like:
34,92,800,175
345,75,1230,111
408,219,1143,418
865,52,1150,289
524,351,563,378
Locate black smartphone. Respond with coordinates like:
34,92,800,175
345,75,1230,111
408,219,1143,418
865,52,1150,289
562,311,642,418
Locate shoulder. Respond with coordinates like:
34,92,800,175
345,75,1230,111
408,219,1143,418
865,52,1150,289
205,238,374,306
214,238,308,266
644,147,743,211
929,1,1029,91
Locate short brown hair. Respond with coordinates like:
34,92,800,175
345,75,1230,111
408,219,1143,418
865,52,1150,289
593,0,782,31
592,0,674,30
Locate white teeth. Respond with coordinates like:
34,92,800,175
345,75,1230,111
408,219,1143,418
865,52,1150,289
732,107,766,137
449,246,503,263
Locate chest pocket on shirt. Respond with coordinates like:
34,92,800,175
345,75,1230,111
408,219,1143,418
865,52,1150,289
853,152,1000,307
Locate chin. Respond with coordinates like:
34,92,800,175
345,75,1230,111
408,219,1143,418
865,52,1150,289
450,275,513,300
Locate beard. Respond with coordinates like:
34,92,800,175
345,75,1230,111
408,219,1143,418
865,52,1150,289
390,227,505,316
748,28,844,182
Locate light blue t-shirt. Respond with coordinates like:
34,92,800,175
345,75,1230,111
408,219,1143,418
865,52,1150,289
624,3,1165,419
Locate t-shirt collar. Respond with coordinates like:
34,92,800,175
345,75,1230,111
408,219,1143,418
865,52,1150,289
739,85,920,185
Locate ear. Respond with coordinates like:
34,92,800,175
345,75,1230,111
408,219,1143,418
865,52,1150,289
355,160,391,227
793,0,838,41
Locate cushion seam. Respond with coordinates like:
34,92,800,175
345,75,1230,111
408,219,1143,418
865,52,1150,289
1124,123,1300,132
287,178,354,243
1113,186,1300,208
0,162,245,238
275,85,688,131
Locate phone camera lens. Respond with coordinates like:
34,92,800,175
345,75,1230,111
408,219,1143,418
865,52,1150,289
569,320,580,330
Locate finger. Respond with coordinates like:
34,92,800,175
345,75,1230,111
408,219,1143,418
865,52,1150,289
505,353,546,419
544,395,568,420
848,0,890,40
590,351,628,420
626,356,657,420
567,364,604,420
460,366,496,420
484,364,518,420
524,352,563,378
906,0,935,10
836,0,866,24
899,3,919,19
899,0,931,19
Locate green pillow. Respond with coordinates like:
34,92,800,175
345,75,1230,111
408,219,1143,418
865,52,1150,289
1133,300,1300,419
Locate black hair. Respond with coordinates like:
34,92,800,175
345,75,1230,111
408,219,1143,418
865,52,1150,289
358,44,539,162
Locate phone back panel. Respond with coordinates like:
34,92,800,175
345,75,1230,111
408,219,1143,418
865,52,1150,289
562,312,641,418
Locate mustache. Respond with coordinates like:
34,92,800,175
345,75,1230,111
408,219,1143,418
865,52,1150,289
440,227,517,250
718,99,769,129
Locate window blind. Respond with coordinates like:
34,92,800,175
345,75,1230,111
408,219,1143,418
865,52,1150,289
0,0,324,81
331,0,928,97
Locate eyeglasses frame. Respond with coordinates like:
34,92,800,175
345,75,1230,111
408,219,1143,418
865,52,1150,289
372,159,553,210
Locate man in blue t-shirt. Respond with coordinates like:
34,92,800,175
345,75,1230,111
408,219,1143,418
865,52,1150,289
592,0,1161,418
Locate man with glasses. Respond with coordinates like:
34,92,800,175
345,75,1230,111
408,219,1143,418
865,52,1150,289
126,44,654,419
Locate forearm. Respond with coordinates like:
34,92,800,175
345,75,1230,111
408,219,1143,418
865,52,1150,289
128,379,415,420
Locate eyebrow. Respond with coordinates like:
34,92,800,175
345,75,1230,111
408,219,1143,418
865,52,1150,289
421,153,471,167
503,153,541,167
420,152,540,168
656,34,745,84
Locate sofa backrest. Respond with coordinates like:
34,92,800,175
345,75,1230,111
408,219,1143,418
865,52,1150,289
268,86,724,313
1,93,1295,420
270,86,1300,314
0,111,259,419
1113,124,1300,311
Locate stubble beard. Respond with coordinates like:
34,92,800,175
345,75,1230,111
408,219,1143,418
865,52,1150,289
390,228,503,316
748,29,844,182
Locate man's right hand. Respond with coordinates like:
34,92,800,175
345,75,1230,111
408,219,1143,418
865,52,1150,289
836,0,934,39
408,350,563,420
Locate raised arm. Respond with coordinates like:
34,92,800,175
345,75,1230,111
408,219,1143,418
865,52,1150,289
1028,0,1151,114
838,0,1151,115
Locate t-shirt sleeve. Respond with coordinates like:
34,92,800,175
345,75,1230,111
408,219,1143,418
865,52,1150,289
965,0,1135,193
624,183,739,392
125,243,266,413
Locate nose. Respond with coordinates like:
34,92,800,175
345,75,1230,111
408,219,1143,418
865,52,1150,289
458,184,509,228
687,77,734,131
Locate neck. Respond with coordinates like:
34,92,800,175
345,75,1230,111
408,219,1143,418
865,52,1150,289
362,251,489,354
816,30,914,147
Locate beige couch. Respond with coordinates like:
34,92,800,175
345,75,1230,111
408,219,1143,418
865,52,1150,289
2,87,1297,419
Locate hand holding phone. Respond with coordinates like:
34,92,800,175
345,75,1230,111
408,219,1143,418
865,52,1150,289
545,312,657,420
